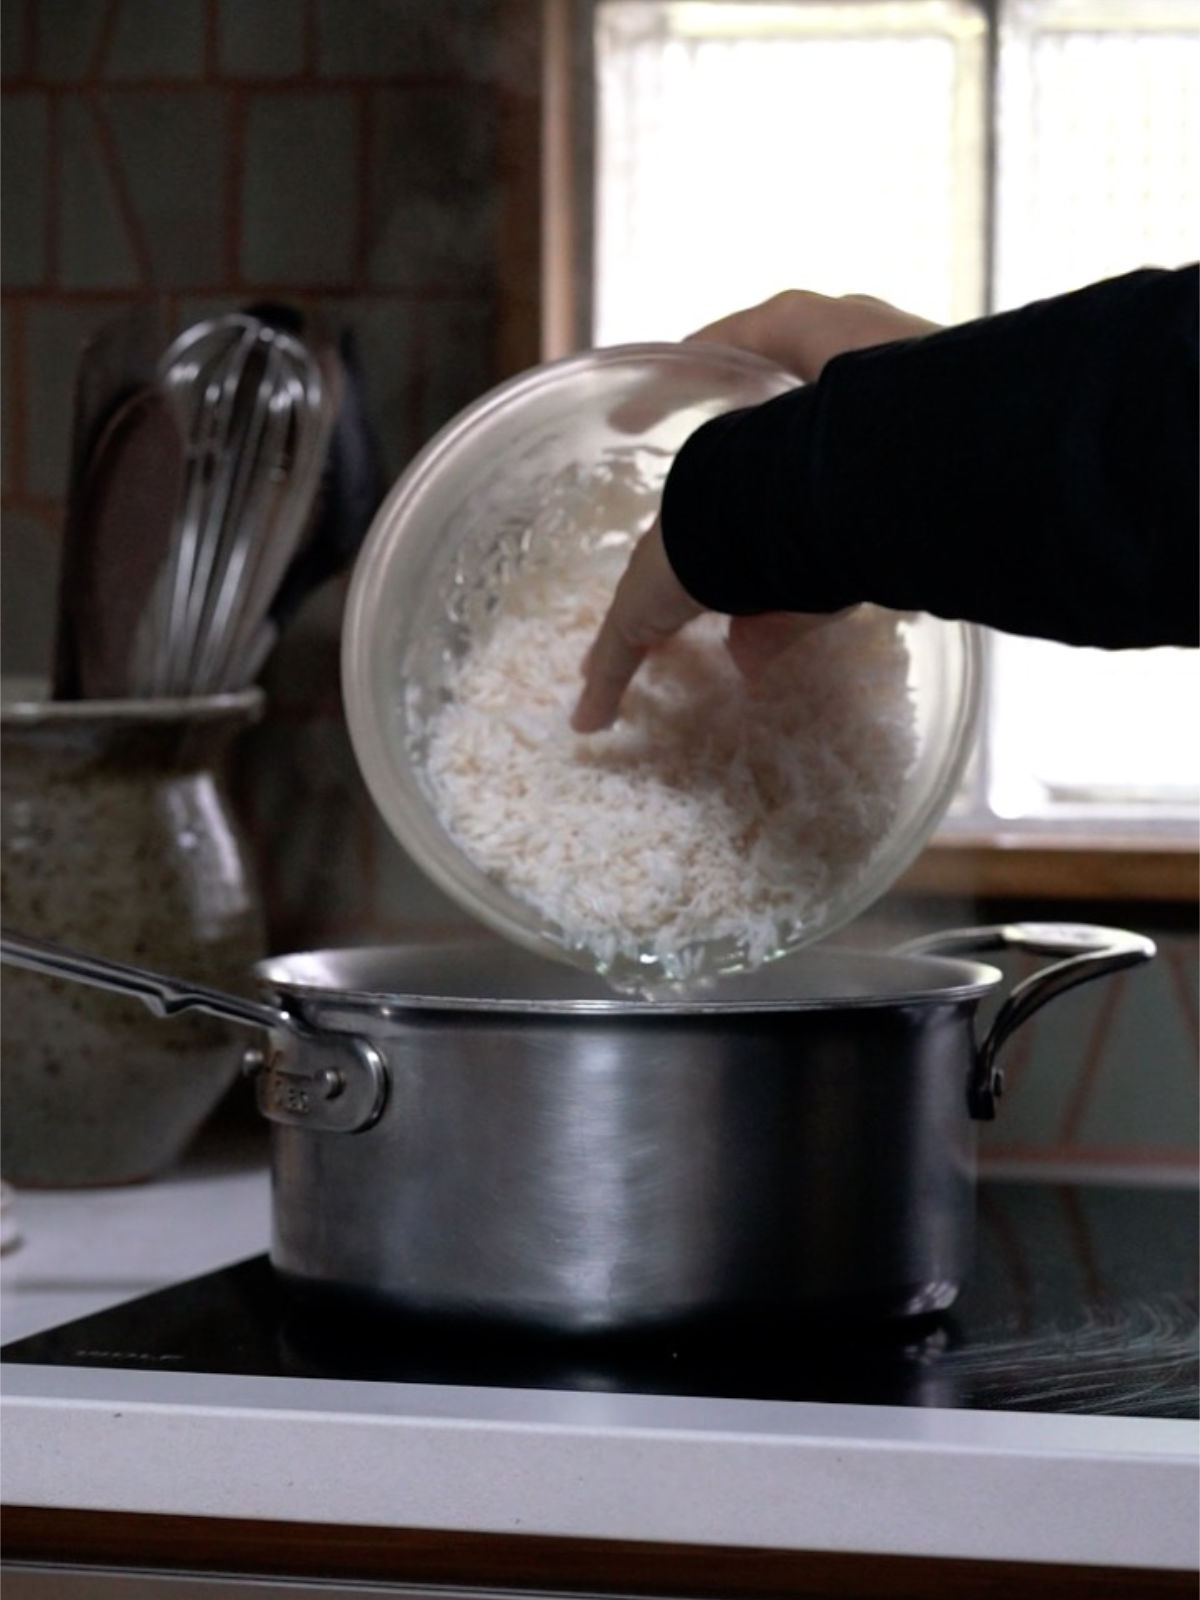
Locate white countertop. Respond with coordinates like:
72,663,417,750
2,1136,1197,1573
0,1131,271,1345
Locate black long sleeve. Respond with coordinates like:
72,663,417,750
660,266,1199,649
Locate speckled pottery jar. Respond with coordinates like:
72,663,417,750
1,683,266,1187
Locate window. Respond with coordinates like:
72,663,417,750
591,0,1199,839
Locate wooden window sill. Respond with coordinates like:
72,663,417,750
898,831,1199,903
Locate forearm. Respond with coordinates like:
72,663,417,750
661,266,1200,649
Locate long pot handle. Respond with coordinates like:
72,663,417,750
896,922,1156,1121
1,925,288,1032
0,927,388,1134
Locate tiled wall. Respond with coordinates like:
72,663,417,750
2,0,1196,1178
1,0,502,949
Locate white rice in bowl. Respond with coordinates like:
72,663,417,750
421,542,918,992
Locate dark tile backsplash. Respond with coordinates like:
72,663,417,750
312,0,497,81
102,90,228,285
367,88,497,289
241,91,361,286
1,0,500,947
0,94,47,285
217,0,307,81
104,0,206,81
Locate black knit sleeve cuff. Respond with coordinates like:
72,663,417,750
658,386,861,617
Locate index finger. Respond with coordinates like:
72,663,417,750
570,524,701,732
570,615,652,733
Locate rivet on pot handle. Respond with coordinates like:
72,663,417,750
896,922,1156,1122
0,927,388,1135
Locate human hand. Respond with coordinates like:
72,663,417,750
569,519,837,733
570,520,699,733
571,291,938,733
687,289,939,381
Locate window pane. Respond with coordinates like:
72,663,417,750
988,0,1200,816
989,638,1200,815
594,1,988,342
994,0,1200,310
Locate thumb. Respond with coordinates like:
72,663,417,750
726,609,853,684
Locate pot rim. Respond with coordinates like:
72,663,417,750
254,941,1004,1016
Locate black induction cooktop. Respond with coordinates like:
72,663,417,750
4,1179,1197,1419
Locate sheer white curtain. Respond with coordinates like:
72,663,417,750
595,1,988,334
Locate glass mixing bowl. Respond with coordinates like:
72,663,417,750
342,342,982,992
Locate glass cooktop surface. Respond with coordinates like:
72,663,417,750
3,1180,1196,1418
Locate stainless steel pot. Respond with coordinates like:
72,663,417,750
0,921,1152,1332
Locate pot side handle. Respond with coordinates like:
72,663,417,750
896,922,1156,1121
